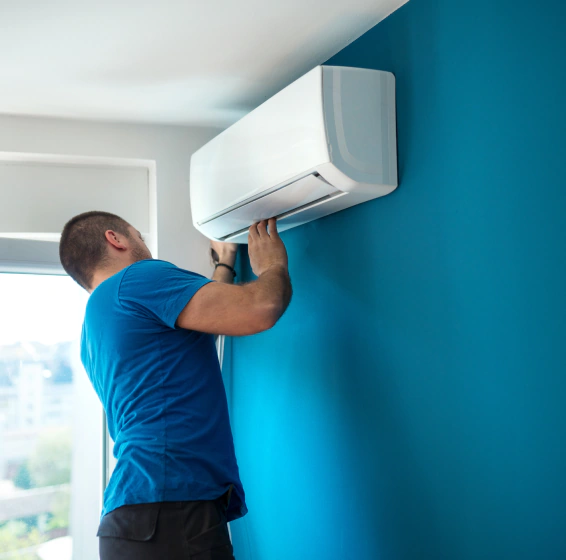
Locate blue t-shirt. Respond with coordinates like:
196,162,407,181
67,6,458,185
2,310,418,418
80,259,247,522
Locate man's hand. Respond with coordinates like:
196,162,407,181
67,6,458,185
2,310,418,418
248,218,288,277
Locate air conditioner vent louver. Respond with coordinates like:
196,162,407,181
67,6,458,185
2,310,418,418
221,190,346,242
199,173,339,240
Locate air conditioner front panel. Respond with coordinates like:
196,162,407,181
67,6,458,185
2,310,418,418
199,173,338,240
190,67,330,224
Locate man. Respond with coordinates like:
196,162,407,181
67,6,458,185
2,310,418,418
59,210,292,559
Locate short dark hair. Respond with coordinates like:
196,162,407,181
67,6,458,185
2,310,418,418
59,211,132,290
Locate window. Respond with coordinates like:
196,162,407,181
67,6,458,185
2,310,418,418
0,273,99,560
0,151,158,560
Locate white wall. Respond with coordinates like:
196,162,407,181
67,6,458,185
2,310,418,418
0,114,222,276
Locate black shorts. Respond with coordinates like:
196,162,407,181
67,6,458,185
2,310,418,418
97,486,235,559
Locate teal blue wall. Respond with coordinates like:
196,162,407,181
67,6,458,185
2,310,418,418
226,1,566,558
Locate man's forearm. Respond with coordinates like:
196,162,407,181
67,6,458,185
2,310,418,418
212,265,236,284
211,249,237,284
250,265,292,324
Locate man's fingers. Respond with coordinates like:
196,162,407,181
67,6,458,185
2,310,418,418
249,219,277,242
257,220,268,237
267,218,280,239
248,223,259,242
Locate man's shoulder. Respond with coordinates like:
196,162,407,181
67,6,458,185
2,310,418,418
123,259,206,284
120,259,178,283
119,259,209,303
128,258,177,272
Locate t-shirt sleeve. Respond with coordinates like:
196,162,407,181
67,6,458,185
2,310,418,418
118,259,212,329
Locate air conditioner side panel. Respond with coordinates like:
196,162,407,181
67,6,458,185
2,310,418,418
322,66,398,190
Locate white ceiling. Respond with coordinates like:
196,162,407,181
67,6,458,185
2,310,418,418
0,0,407,127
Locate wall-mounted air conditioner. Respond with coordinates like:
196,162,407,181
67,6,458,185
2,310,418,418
190,65,397,243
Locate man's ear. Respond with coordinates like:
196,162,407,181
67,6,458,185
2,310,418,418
105,230,128,251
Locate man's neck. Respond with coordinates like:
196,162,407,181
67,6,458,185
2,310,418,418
89,261,132,294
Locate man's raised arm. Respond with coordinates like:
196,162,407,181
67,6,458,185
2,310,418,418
176,218,292,336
